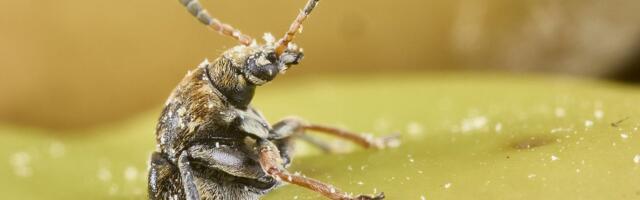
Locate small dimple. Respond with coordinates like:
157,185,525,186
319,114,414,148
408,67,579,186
510,136,556,150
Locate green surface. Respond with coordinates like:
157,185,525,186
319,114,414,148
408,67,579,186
1,73,640,200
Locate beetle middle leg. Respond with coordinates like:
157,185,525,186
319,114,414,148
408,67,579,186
269,117,400,150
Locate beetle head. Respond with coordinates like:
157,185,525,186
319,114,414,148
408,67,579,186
223,34,304,86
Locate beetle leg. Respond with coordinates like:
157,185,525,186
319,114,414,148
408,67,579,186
148,152,183,200
304,124,400,149
257,139,385,200
271,136,295,167
187,144,275,183
178,151,201,200
269,116,400,150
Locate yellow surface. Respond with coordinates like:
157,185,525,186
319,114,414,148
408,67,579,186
1,73,640,199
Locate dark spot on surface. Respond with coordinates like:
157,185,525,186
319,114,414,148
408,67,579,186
610,117,630,127
506,155,510,159
510,136,556,150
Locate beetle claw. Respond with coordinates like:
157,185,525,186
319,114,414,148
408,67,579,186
353,192,385,200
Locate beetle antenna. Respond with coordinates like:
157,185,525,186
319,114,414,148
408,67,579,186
275,0,320,56
179,0,253,46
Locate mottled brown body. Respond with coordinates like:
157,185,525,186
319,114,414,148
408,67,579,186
149,0,394,199
150,46,283,200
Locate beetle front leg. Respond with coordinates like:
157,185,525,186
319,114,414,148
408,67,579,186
187,144,276,183
257,139,385,200
269,117,400,150
177,151,200,200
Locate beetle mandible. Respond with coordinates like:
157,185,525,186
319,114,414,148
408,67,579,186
148,0,399,199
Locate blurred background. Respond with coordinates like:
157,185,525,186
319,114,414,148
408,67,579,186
1,0,639,131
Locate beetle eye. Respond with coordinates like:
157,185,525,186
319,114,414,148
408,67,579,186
266,52,277,63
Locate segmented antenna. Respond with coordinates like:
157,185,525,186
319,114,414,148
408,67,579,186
275,0,320,56
179,0,253,46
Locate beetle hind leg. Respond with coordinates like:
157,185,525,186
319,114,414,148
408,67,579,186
148,152,184,200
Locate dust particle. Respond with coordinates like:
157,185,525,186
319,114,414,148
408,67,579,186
555,107,566,118
98,167,112,182
124,166,139,182
594,110,604,119
49,141,66,158
621,133,629,140
10,152,32,177
406,122,424,136
495,123,503,133
584,120,594,128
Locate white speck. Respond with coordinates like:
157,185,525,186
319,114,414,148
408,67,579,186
408,154,414,163
584,120,594,128
330,187,336,193
495,123,503,133
594,110,604,119
357,181,364,185
444,182,452,189
576,168,581,173
417,170,424,174
49,141,66,158
620,133,629,139
406,122,423,136
262,33,275,44
98,167,112,182
633,154,640,164
215,142,220,148
108,184,119,196
10,152,32,177
177,107,187,116
293,196,299,199
421,195,426,200
287,175,292,182
287,42,299,51
232,30,241,37
297,25,304,34
527,174,536,179
124,166,139,182
555,107,566,118
461,116,488,133
347,165,353,171
550,127,573,133
550,155,559,161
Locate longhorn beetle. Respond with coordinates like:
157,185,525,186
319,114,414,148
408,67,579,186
148,0,399,199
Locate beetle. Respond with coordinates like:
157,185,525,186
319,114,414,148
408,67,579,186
148,0,399,199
